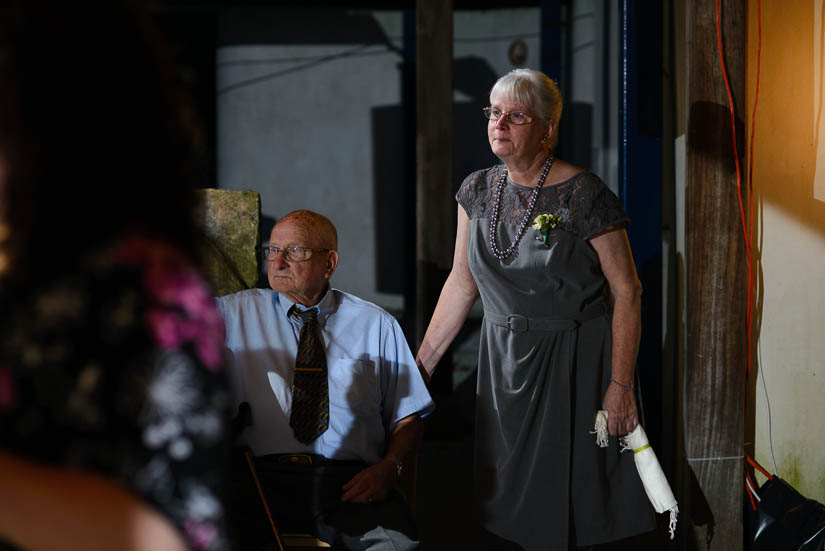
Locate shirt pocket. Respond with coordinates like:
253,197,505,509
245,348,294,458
327,358,381,416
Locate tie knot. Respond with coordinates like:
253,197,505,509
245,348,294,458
291,306,318,325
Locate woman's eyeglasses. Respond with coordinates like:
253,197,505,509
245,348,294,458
482,107,534,125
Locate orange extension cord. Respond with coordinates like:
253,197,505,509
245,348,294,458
714,0,758,383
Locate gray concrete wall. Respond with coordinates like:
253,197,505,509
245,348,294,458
216,7,541,312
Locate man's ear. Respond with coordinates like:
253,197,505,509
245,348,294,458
325,250,339,280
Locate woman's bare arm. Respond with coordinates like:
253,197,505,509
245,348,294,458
590,227,643,436
415,206,479,382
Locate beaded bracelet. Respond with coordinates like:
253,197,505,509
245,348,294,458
610,377,634,391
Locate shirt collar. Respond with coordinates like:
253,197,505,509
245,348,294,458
274,286,336,325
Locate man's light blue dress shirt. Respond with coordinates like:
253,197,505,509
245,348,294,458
216,288,434,465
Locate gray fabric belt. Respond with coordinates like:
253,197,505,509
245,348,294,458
484,301,607,333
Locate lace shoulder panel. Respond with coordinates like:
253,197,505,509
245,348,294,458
534,171,629,238
455,166,628,239
455,166,501,219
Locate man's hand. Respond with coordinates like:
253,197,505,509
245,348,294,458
601,383,639,436
340,460,397,504
341,414,421,504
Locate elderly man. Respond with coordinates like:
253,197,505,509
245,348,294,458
217,210,434,550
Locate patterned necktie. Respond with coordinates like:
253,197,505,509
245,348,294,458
289,306,329,444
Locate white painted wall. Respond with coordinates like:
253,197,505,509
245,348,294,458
747,0,825,501
754,206,825,499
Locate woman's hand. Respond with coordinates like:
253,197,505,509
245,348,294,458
415,206,479,381
590,227,642,437
601,383,639,436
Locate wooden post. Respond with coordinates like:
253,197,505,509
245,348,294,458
685,0,747,548
415,0,453,375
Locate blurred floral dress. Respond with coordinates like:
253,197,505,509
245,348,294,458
0,235,232,551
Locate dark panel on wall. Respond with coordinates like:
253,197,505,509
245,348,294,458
372,105,408,295
559,102,593,170
453,55,500,189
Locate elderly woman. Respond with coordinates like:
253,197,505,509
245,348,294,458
417,68,656,549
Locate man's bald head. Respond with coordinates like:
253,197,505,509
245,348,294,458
275,210,338,251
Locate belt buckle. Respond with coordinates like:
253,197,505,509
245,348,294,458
279,453,314,465
506,314,528,333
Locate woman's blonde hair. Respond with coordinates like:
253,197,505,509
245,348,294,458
489,68,563,152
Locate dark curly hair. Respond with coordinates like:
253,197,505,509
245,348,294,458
0,0,206,286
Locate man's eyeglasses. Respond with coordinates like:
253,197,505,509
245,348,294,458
263,245,329,262
482,106,534,125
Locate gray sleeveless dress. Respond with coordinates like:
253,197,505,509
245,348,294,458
456,166,656,550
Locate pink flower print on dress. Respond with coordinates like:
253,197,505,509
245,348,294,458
149,269,208,312
154,270,226,371
195,306,225,370
146,308,184,349
194,334,223,371
183,519,217,551
113,234,226,371
172,316,224,371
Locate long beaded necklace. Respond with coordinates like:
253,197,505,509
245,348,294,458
488,155,554,260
